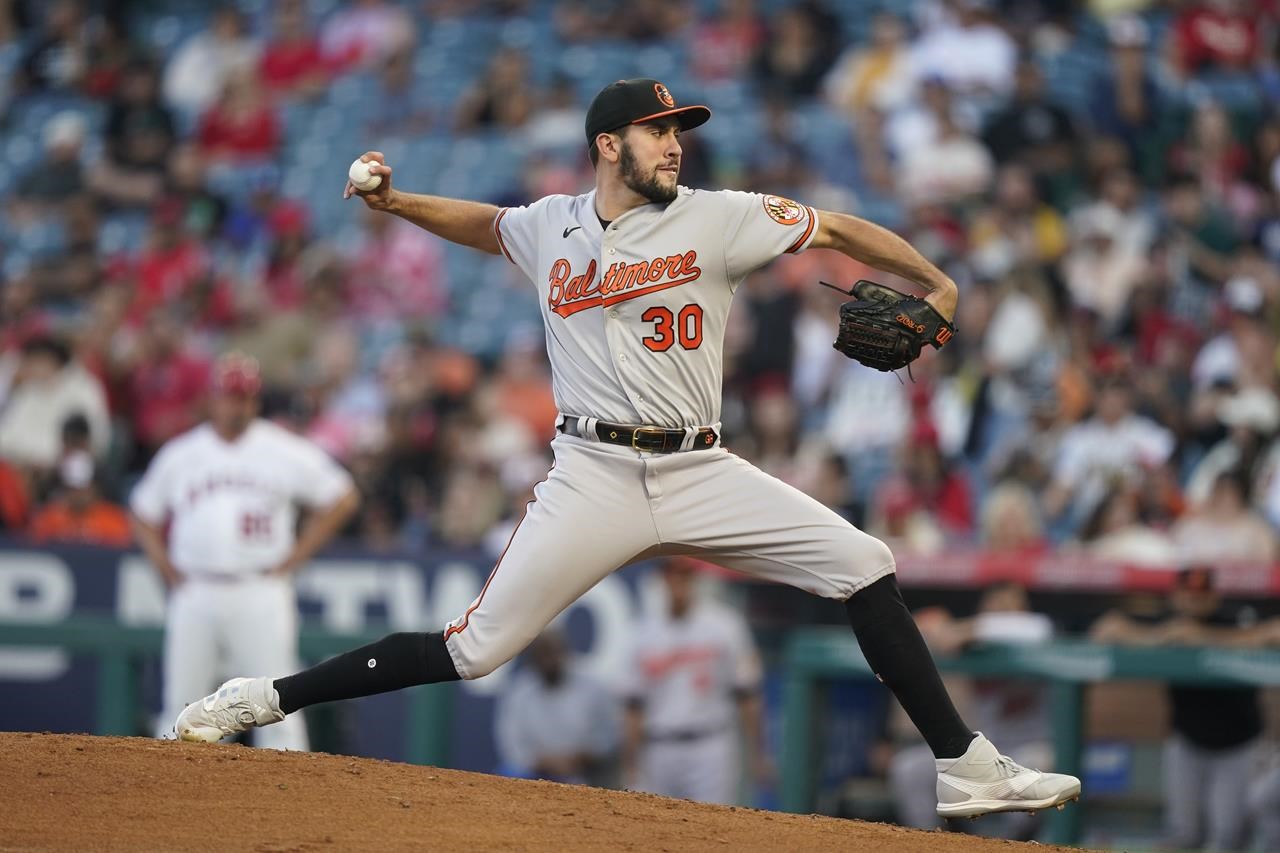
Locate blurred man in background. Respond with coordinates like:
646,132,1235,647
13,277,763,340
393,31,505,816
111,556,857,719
1090,566,1279,851
130,352,359,750
494,627,619,785
620,558,768,805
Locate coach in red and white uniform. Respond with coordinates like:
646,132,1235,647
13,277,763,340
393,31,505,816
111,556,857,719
131,353,359,750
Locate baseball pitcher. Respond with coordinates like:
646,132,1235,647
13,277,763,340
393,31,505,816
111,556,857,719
133,353,359,750
174,79,1079,817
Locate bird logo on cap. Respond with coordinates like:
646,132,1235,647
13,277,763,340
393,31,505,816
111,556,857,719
654,83,675,108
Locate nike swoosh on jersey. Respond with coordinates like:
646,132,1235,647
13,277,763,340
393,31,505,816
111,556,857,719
562,226,582,238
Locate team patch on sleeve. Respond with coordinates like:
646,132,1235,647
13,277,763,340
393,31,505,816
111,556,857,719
762,194,805,226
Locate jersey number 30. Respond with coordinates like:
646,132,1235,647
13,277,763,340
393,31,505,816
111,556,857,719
641,304,704,352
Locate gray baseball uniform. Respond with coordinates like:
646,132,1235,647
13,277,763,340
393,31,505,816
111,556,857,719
442,188,895,679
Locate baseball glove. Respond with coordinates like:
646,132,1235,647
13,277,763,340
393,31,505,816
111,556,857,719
825,279,956,372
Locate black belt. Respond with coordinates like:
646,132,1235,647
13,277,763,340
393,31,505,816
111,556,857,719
558,417,718,453
646,727,729,743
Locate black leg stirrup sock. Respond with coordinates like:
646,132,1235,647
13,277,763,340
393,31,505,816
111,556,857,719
845,575,976,759
274,632,461,715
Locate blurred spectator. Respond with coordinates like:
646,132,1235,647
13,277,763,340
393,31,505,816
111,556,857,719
1090,566,1278,852
1169,0,1264,77
1191,275,1275,390
1044,372,1175,532
897,95,994,206
485,337,558,444
752,2,841,99
25,111,88,210
30,193,101,306
82,12,134,100
164,143,228,242
1060,202,1148,325
870,423,973,548
0,335,109,468
908,0,1016,97
1186,386,1280,505
162,7,260,117
319,0,416,73
495,628,619,785
344,208,448,325
455,49,534,132
367,47,432,137
14,0,88,95
690,0,765,84
27,449,130,546
979,482,1048,554
824,11,914,117
621,558,768,805
1078,480,1177,566
981,60,1080,207
1162,175,1238,288
196,67,282,163
1069,167,1154,260
1089,16,1163,173
1171,469,1276,563
1169,100,1252,209
968,164,1069,279
88,58,176,209
522,75,585,154
259,0,329,100
118,312,210,461
888,582,1056,838
129,197,235,326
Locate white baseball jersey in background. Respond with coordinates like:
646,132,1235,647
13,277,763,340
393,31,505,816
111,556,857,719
443,187,895,684
622,595,762,803
131,419,354,750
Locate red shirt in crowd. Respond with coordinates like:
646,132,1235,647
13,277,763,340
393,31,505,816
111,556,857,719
1175,5,1262,72
197,105,282,161
126,351,210,452
260,38,328,92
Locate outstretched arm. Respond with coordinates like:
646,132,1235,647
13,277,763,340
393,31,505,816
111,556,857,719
345,151,503,255
811,210,958,321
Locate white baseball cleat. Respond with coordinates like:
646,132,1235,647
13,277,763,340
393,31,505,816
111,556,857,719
935,732,1081,819
174,677,285,743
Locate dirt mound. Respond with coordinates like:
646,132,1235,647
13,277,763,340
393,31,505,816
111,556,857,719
0,732,1088,852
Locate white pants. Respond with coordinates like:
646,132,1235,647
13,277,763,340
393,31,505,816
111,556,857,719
444,434,895,679
1163,734,1258,851
157,575,309,751
640,730,740,805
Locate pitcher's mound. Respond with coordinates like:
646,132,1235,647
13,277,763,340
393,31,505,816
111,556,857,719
0,732,1089,852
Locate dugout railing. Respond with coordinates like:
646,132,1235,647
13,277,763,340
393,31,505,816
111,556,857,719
780,627,1280,845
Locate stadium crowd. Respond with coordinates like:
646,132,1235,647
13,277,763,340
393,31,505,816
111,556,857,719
4,0,1280,565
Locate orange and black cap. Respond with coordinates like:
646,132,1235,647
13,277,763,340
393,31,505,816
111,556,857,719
585,78,711,143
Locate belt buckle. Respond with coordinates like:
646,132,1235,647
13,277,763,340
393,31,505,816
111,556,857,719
631,426,667,452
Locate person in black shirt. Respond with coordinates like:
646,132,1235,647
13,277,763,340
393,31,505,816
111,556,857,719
1090,566,1279,852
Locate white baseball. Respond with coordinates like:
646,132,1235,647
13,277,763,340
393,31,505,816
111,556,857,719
348,158,383,192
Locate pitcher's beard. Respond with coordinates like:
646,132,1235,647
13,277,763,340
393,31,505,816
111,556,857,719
620,142,677,203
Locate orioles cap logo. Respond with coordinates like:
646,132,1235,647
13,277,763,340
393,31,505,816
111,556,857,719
654,82,675,108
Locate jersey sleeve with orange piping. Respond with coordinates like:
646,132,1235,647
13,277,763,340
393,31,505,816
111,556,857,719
718,190,820,284
491,195,557,284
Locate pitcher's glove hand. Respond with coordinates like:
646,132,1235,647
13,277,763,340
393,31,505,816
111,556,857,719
827,279,956,372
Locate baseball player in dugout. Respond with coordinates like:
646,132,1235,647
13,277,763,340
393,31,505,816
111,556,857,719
175,79,1081,817
621,557,768,805
133,353,360,750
